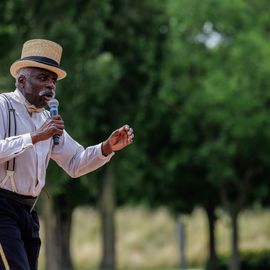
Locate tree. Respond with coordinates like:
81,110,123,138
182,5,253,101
129,1,270,270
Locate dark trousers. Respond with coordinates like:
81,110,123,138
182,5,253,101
0,196,41,270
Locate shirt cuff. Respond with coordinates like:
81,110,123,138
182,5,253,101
22,133,33,148
97,143,115,160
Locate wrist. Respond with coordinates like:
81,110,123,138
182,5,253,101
31,132,40,144
101,140,113,156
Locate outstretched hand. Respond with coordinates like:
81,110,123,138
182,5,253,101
102,124,134,156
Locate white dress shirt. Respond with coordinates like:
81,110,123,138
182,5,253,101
0,89,114,197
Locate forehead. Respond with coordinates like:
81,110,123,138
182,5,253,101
29,67,58,79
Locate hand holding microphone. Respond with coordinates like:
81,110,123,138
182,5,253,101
31,98,64,145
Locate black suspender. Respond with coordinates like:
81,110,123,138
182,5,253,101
0,93,50,198
1,94,17,172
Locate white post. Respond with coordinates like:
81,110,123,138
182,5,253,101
176,215,186,270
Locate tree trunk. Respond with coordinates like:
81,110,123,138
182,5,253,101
205,205,219,270
54,194,74,270
220,169,261,270
229,209,240,270
42,193,59,270
99,164,116,270
42,193,74,270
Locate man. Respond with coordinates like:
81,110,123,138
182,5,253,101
0,39,134,270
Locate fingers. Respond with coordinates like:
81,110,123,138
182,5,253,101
117,125,128,134
119,124,133,134
49,124,64,136
49,115,64,132
52,120,65,130
51,115,62,121
120,124,134,144
128,132,134,143
128,127,133,136
41,116,64,136
51,121,64,135
126,125,134,139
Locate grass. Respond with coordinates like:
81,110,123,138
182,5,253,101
38,207,270,270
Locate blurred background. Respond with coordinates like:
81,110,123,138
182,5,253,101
1,0,270,270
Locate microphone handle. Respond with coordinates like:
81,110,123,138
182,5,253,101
50,107,60,145
53,134,60,145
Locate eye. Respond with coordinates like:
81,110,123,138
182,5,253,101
38,75,46,81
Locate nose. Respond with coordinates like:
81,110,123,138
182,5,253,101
46,78,56,91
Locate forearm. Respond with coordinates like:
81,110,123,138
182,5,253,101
31,131,49,144
70,144,114,177
51,132,114,178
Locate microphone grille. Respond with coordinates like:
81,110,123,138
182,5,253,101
48,98,59,108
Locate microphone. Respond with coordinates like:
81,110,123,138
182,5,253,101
48,98,60,145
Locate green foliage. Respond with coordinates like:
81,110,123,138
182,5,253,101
219,250,270,270
136,0,270,215
0,0,169,209
2,0,270,253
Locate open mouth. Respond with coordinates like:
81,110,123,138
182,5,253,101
43,93,53,98
39,90,55,99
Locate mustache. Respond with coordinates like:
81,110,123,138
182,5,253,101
38,89,55,98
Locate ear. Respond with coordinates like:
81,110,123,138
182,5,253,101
17,75,26,89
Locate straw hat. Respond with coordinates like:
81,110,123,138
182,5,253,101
10,39,67,80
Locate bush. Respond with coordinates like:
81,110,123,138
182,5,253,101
217,250,270,270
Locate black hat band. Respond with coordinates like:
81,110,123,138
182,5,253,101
19,56,62,69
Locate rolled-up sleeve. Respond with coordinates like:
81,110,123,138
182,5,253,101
0,98,33,165
0,133,33,164
51,131,114,178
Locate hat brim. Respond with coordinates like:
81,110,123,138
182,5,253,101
10,60,67,80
